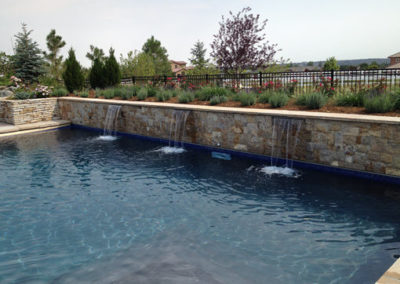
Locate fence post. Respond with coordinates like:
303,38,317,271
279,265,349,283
164,75,167,86
206,74,209,84
331,69,334,88
132,76,135,85
259,71,263,87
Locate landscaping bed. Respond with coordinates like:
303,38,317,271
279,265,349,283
63,87,400,117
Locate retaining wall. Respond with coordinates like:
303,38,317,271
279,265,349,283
57,97,400,177
2,98,59,125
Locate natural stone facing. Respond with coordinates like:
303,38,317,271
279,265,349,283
0,120,70,136
57,97,400,177
2,98,59,125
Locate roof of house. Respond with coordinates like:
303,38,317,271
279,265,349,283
169,60,187,65
173,66,194,73
386,63,400,69
388,52,400,58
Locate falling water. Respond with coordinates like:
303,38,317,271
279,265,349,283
157,110,190,154
262,117,303,177
98,105,121,141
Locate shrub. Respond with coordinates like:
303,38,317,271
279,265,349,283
79,91,89,98
147,87,157,97
391,89,400,110
196,86,230,101
178,91,194,103
103,48,121,86
14,91,32,100
103,88,115,99
257,92,271,103
156,90,172,102
269,93,289,108
121,88,133,100
113,88,123,97
238,92,256,106
137,88,148,100
335,92,364,107
52,87,68,97
210,95,228,105
364,94,395,113
94,88,101,98
89,58,106,89
295,92,327,109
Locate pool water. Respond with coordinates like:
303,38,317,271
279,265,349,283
0,128,399,283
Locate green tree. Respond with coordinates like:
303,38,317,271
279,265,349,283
86,45,105,63
44,29,66,81
142,36,171,75
62,48,84,93
367,61,379,70
307,61,314,66
323,57,340,71
189,41,209,69
104,48,121,86
0,52,14,76
119,51,135,77
132,52,155,76
13,23,44,83
89,58,106,89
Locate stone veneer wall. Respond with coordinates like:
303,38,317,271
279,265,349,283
0,100,5,122
3,98,59,125
58,98,400,177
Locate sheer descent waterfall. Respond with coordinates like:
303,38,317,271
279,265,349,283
100,105,121,139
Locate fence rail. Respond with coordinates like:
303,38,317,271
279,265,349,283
119,68,400,93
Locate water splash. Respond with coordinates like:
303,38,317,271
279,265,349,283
156,146,186,154
260,166,300,178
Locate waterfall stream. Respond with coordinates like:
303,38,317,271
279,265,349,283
98,105,121,141
262,117,303,177
157,110,190,154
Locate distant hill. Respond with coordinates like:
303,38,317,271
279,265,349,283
295,58,389,67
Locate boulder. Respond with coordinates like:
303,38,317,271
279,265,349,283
0,89,13,98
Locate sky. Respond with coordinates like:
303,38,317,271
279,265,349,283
1,0,399,67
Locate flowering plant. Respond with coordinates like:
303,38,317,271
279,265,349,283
315,76,338,96
34,84,53,98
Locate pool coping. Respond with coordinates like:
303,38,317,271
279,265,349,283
58,97,400,124
0,120,71,138
376,258,400,283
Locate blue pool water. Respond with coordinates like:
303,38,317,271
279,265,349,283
0,128,399,283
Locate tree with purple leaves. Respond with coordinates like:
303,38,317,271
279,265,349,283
211,7,279,74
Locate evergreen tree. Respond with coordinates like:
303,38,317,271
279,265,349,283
142,36,171,75
62,48,84,93
89,58,106,89
86,45,105,63
104,48,121,86
44,29,66,81
189,41,209,69
13,23,44,82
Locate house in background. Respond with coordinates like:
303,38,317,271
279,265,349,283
387,52,400,69
169,60,193,75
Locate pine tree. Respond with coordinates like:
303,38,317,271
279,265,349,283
89,58,106,89
62,48,84,93
142,36,171,75
104,48,121,86
189,41,209,69
13,23,44,83
44,29,66,81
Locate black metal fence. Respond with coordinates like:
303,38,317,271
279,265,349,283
120,69,400,94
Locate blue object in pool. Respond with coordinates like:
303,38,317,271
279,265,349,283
211,151,231,160
0,128,399,283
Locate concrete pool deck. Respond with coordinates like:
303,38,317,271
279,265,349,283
0,120,70,137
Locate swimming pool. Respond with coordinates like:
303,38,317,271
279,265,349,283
0,127,399,283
